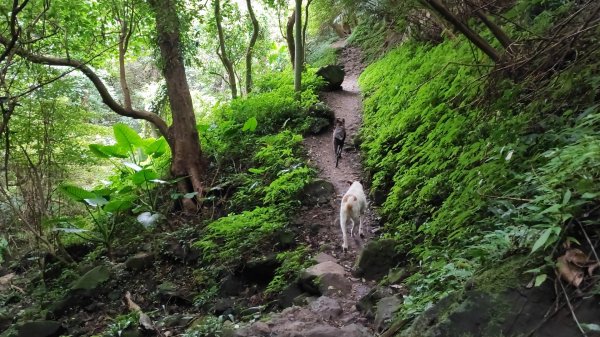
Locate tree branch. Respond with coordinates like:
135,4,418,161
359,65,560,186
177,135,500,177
0,35,169,137
422,0,501,62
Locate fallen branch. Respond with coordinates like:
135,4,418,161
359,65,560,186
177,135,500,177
124,291,161,335
557,279,588,337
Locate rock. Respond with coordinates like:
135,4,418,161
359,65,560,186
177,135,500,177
161,238,201,264
357,286,395,319
278,283,304,308
242,255,279,285
317,273,352,296
71,265,110,291
251,321,270,335
158,314,194,328
309,296,342,319
300,179,334,206
309,117,331,134
124,252,154,271
301,324,341,337
17,320,66,337
309,102,335,121
316,65,345,91
157,282,192,305
374,295,402,332
219,274,244,296
398,281,600,337
120,326,142,337
354,239,404,281
0,312,12,332
305,261,345,276
314,253,336,264
340,324,372,337
212,298,235,315
299,261,346,295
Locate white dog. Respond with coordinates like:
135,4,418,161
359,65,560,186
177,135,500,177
340,181,367,251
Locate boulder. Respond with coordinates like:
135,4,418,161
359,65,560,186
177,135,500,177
354,239,404,280
309,102,335,121
309,296,342,319
278,283,304,308
157,282,193,305
308,118,331,134
0,312,11,332
70,265,110,291
17,320,66,337
212,297,235,316
316,65,345,91
300,179,334,206
305,261,345,276
374,295,403,332
300,261,350,295
357,286,395,319
124,252,155,271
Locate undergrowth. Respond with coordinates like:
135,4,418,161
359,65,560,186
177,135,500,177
359,14,600,319
192,68,324,304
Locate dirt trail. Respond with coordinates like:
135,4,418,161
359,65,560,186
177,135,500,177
236,42,379,337
303,44,378,262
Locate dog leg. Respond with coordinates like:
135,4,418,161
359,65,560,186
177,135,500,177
340,212,348,251
359,216,364,238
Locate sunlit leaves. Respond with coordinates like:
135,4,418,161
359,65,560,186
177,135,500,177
114,123,143,150
59,184,98,202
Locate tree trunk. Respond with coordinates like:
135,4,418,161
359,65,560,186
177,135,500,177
118,19,133,110
1,1,205,212
286,10,295,67
473,9,513,52
245,0,259,94
148,0,205,211
302,0,313,65
215,0,238,99
294,0,302,94
423,0,501,62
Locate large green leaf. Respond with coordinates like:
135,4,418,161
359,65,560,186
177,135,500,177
59,184,97,202
242,117,258,132
89,144,128,159
84,197,108,207
104,197,135,212
113,123,143,150
144,137,168,157
531,228,553,253
131,169,159,185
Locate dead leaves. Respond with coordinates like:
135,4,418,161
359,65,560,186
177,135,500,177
556,248,600,288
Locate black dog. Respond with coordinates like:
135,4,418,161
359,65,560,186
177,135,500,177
333,118,346,168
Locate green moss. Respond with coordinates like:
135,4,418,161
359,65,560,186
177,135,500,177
473,256,530,293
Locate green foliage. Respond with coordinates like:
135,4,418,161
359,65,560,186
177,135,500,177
266,246,313,295
359,19,600,319
183,316,223,337
100,312,140,337
195,207,285,266
53,124,171,257
0,237,7,264
306,35,339,67
347,17,388,62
